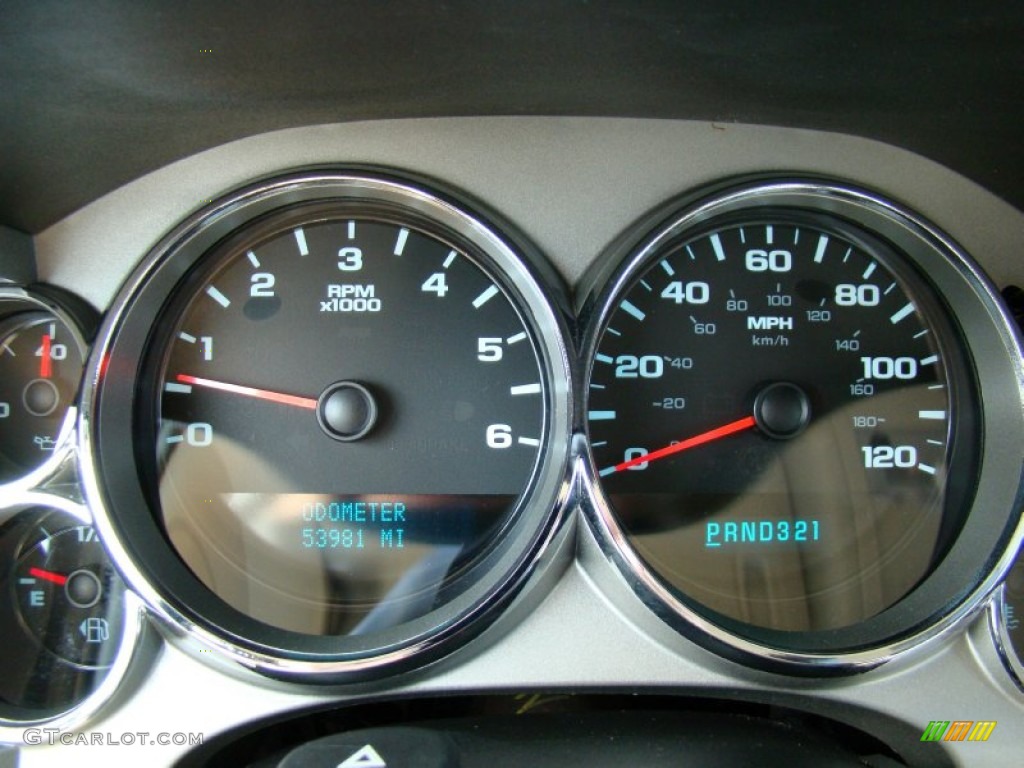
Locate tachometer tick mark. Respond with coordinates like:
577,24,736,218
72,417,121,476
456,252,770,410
206,286,230,308
294,227,309,256
246,251,260,268
393,227,410,256
472,285,499,309
443,250,457,269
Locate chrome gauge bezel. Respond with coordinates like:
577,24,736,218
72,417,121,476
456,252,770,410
79,170,575,683
990,583,1024,692
0,492,146,742
578,178,1024,673
0,286,91,494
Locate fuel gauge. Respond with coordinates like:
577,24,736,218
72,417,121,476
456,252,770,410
0,497,140,728
14,521,124,667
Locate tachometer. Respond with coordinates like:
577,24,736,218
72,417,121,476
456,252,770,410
580,179,1024,668
82,171,573,680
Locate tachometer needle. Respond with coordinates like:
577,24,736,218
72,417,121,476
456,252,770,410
40,334,52,378
604,415,757,475
29,567,67,585
175,374,317,410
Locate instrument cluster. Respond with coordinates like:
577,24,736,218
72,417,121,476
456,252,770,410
1,152,1022,755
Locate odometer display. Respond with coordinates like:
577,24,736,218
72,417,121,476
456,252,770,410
587,207,979,640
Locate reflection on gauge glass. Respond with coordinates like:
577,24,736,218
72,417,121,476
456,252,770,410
582,180,1023,663
0,288,92,486
84,172,572,676
997,552,1024,685
0,505,127,721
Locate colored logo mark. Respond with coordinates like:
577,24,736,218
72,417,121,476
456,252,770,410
920,721,996,742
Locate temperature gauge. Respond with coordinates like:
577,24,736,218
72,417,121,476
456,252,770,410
0,286,95,487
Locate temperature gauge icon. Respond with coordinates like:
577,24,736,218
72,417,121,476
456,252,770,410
14,520,124,668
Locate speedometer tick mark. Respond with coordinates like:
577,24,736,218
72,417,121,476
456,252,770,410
443,250,457,269
814,235,829,263
842,247,852,263
920,354,938,365
589,410,616,421
686,245,697,260
179,332,196,343
914,330,930,339
660,260,675,276
890,302,916,324
620,300,646,322
862,262,876,280
884,282,897,295
347,220,356,240
640,280,653,292
918,463,937,475
164,382,192,394
606,327,622,336
246,250,260,268
506,331,527,345
711,233,726,261
918,410,946,420
517,436,540,447
765,225,774,244
595,353,613,364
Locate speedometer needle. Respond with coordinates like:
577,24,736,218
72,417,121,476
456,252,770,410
605,415,757,475
175,374,317,410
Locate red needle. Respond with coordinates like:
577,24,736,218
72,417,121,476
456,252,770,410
40,334,52,378
175,374,317,410
29,567,67,586
607,415,757,474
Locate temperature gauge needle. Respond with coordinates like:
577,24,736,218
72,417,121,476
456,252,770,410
28,567,68,585
175,374,317,410
40,334,52,378
604,415,757,475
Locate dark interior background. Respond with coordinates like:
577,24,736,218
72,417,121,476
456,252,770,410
2,1,1022,234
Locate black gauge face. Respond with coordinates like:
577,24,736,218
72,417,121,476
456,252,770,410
0,313,85,482
142,205,548,637
587,214,978,636
0,508,126,718
13,520,124,667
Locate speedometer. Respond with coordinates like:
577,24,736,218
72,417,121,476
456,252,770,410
580,179,1024,668
82,171,573,680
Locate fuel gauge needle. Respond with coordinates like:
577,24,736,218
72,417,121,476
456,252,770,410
601,415,756,476
175,374,317,410
28,567,67,585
